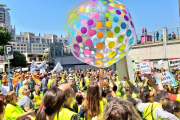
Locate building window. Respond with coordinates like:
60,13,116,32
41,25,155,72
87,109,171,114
13,44,16,46
24,44,26,46
13,47,16,49
21,44,23,46
42,38,46,43
43,45,45,47
33,48,35,50
39,48,41,50
33,44,35,47
17,44,20,46
21,48,23,50
36,48,38,50
46,45,48,47
21,51,23,53
43,48,45,50
47,39,49,44
59,40,62,43
36,38,40,43
50,39,52,43
39,45,41,47
24,48,26,50
17,47,20,50
16,37,21,42
36,45,38,47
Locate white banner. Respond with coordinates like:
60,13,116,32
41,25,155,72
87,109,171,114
30,60,47,74
40,69,45,75
168,58,180,69
51,62,63,73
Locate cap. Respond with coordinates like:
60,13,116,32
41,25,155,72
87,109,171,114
16,73,19,76
25,75,29,78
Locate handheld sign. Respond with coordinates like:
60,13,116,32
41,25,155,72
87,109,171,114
155,71,177,87
168,58,180,69
139,60,152,74
134,59,142,71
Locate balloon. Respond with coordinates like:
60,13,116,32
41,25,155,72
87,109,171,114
67,0,136,68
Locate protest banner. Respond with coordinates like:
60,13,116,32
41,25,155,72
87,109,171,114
51,62,63,73
168,58,180,69
30,61,47,73
40,69,45,75
139,60,152,74
155,71,177,87
134,59,142,71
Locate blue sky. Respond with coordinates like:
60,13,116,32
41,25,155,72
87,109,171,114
1,0,179,37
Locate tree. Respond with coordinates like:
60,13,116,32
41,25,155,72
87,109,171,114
42,53,49,61
0,27,12,55
10,51,27,67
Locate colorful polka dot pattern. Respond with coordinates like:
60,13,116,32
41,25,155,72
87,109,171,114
68,0,136,68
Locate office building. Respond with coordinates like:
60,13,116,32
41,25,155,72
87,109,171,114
0,4,10,28
11,32,69,62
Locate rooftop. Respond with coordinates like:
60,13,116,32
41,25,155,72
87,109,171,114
0,4,6,7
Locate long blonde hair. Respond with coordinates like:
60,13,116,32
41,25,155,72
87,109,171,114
85,82,100,119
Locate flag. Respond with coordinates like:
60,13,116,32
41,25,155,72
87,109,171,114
40,69,45,75
51,62,63,73
30,60,47,72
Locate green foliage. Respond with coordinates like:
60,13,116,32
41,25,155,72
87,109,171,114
10,51,27,67
42,53,49,61
0,27,12,55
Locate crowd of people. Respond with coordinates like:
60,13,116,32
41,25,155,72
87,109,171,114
0,67,180,120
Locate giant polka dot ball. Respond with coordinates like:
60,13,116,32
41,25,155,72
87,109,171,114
67,0,136,68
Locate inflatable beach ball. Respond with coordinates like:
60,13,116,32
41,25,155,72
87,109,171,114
67,0,136,68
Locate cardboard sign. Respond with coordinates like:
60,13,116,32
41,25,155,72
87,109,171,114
155,71,177,87
139,60,152,74
168,58,180,69
116,55,135,82
134,59,143,71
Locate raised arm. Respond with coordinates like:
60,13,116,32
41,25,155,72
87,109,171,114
123,77,140,94
144,74,159,92
158,75,164,90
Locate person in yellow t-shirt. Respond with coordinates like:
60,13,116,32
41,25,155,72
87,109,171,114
4,91,34,120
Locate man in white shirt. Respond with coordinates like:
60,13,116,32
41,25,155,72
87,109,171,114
1,80,10,95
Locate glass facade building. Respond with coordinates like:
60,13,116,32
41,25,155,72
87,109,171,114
0,4,10,28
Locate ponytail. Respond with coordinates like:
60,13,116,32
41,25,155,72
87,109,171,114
36,106,46,120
